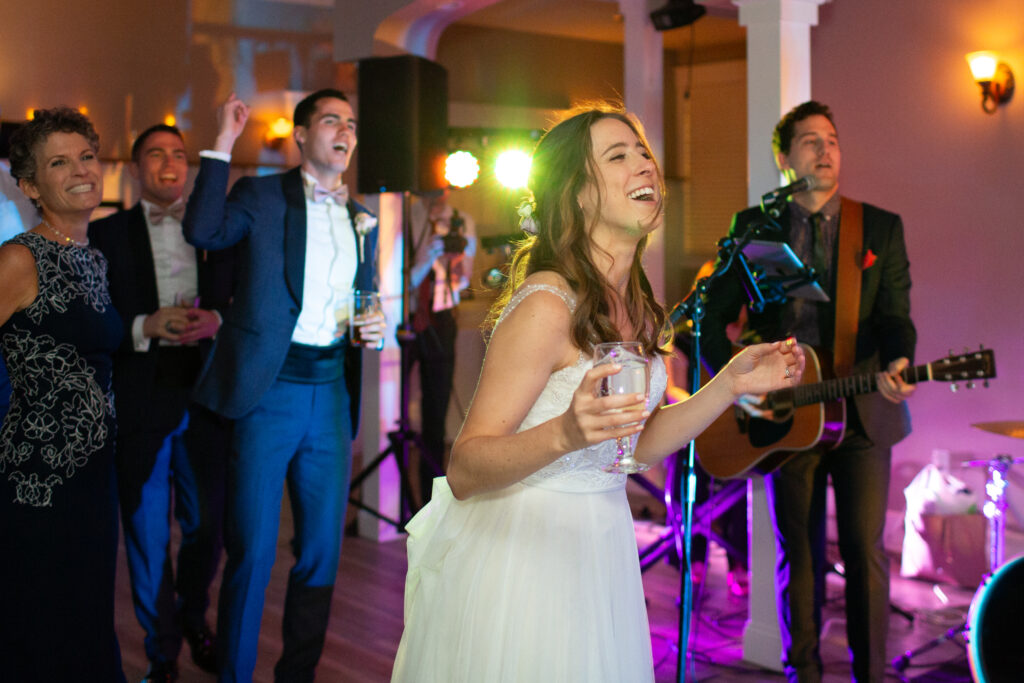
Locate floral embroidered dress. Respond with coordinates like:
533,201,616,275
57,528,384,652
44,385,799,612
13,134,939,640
391,284,667,682
0,232,125,681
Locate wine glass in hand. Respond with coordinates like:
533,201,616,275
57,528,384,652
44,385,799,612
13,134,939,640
593,341,650,474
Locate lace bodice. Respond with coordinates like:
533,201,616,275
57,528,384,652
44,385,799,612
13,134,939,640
496,284,667,493
0,233,121,507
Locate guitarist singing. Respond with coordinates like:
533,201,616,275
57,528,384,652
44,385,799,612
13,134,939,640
702,101,916,683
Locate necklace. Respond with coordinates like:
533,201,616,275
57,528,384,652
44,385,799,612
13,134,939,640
43,218,89,247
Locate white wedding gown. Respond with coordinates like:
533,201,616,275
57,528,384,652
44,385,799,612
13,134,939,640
391,284,667,683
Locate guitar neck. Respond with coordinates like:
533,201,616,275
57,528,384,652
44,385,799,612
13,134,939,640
787,363,930,407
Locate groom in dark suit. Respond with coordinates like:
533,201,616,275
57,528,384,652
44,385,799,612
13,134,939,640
90,124,234,682
702,101,916,683
183,89,384,682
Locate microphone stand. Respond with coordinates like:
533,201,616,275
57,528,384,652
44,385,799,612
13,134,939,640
667,210,786,683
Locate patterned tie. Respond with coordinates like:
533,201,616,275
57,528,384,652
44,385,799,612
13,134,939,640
810,211,834,345
312,184,349,205
810,212,827,286
147,199,186,224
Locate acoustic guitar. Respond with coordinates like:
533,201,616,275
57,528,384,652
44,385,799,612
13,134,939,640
694,344,997,479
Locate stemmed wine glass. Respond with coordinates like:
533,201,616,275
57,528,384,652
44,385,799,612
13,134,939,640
593,341,650,474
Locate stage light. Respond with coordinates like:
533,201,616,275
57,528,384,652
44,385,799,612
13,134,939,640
966,51,1015,114
494,149,531,189
163,114,177,127
444,150,479,188
264,116,294,149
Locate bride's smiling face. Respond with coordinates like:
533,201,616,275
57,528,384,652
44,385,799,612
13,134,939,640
577,117,662,240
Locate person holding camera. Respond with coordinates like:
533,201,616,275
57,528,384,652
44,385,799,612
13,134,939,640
410,188,476,505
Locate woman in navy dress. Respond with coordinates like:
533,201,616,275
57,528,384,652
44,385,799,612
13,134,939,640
0,108,125,682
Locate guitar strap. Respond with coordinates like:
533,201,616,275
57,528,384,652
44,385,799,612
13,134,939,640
833,197,864,378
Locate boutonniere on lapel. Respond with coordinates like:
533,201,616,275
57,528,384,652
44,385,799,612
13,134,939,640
353,212,378,265
861,248,878,270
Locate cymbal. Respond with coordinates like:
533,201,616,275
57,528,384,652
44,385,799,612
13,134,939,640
972,421,1024,439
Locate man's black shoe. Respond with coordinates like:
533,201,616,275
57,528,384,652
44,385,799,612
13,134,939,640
183,623,218,673
141,660,178,683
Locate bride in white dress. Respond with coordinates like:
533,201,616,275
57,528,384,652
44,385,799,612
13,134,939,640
391,105,804,683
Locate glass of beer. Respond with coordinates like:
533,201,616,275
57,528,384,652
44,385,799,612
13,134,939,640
349,290,381,347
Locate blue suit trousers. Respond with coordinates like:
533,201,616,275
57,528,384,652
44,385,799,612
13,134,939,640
217,377,352,682
120,406,227,664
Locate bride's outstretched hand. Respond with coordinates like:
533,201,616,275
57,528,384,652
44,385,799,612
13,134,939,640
725,338,805,398
560,363,649,452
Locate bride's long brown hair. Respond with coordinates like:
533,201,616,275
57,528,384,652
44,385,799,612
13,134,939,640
486,103,668,356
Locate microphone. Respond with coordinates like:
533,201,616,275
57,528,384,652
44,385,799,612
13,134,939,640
761,176,816,205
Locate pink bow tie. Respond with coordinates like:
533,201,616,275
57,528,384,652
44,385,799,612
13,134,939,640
148,200,186,224
312,184,349,205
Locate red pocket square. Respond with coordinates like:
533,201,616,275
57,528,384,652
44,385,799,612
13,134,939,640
862,248,877,270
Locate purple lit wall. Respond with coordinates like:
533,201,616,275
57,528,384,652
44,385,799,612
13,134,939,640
812,0,1024,529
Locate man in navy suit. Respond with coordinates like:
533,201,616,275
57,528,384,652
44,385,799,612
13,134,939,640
90,124,234,682
703,101,916,683
183,90,384,682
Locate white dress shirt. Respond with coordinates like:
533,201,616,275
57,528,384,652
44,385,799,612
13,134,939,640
290,172,358,346
0,160,37,241
132,198,200,351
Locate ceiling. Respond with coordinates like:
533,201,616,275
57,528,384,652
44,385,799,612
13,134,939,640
451,0,745,52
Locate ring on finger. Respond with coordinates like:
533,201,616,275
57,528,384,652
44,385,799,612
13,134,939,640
785,366,792,379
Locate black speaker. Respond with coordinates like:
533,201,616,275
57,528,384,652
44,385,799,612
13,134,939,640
357,55,448,195
650,0,706,31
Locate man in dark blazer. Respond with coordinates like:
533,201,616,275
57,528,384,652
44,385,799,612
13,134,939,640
183,89,384,682
702,101,916,683
89,124,234,682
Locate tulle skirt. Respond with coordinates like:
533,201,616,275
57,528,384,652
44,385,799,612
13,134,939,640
391,477,654,683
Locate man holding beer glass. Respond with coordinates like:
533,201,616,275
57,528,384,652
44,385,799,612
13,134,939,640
184,89,383,682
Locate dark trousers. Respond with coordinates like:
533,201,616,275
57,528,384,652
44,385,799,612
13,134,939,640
116,345,228,666
765,428,891,683
412,307,456,503
118,404,229,664
217,377,352,683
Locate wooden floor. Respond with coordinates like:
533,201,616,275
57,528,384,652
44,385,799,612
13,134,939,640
114,505,980,683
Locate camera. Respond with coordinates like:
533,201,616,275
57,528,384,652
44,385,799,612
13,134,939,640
442,209,468,254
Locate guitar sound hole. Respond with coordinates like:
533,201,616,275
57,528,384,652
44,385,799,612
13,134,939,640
749,416,794,448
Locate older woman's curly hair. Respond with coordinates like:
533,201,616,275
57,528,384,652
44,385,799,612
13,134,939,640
8,107,100,183
487,103,669,357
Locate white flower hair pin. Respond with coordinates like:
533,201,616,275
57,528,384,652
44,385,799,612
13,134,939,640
517,200,538,235
353,212,378,264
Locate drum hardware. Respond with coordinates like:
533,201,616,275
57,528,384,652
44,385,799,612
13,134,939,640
891,447,1024,679
972,420,1024,439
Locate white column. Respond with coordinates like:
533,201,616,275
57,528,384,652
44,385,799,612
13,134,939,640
356,193,405,542
733,0,828,671
618,0,666,302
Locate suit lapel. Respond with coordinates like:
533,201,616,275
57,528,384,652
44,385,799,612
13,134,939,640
345,199,372,291
128,204,160,313
282,167,307,307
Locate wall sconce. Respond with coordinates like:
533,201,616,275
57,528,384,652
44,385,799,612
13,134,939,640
264,116,294,149
966,51,1015,114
